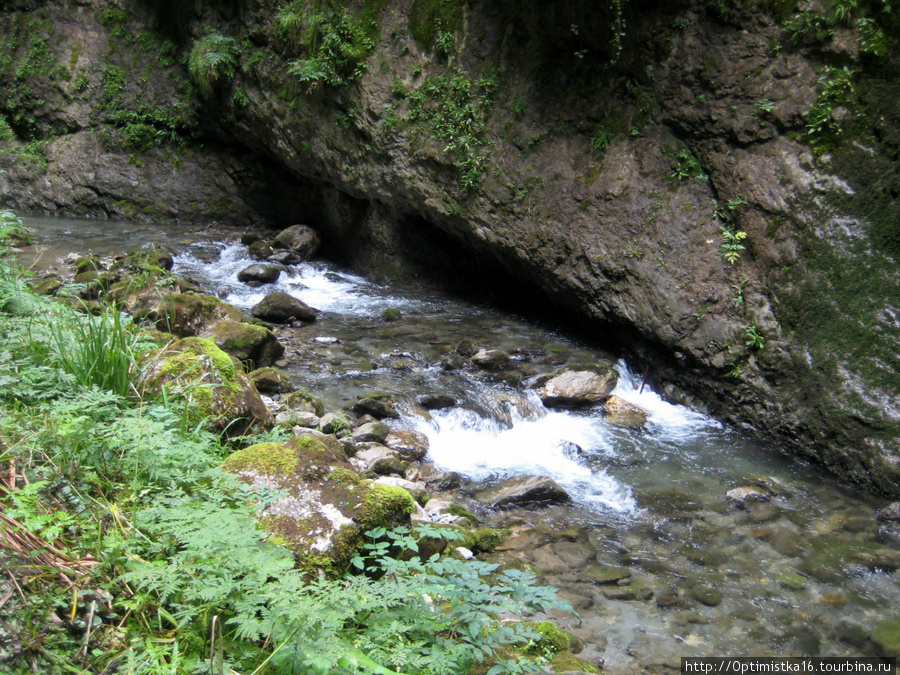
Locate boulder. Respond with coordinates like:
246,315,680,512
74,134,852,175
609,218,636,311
472,349,510,370
538,368,618,408
604,395,648,426
384,430,429,461
353,445,408,476
351,421,391,444
248,366,293,394
135,292,243,337
223,435,415,577
275,409,320,428
351,394,400,420
475,475,571,509
251,291,317,323
247,240,274,260
201,320,285,369
137,337,273,436
272,224,321,259
283,390,325,417
237,264,281,285
319,412,352,437
418,393,456,410
31,276,62,296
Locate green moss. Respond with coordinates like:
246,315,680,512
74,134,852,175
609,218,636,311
356,482,415,530
408,0,464,51
522,621,580,656
328,466,364,486
549,651,601,674
223,441,298,476
466,527,507,552
285,390,326,417
446,503,479,525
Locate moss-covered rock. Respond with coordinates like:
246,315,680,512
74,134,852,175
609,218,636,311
871,617,900,656
136,292,243,337
523,621,581,655
201,319,285,370
248,366,294,393
138,336,273,436
223,435,415,577
284,390,326,417
549,651,601,674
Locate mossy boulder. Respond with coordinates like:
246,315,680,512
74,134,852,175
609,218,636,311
248,366,294,393
201,319,285,369
549,651,601,674
30,276,62,296
523,621,581,655
138,337,273,436
136,292,243,337
223,436,416,577
284,390,326,417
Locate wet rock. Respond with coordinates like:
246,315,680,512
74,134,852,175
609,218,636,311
834,621,869,649
201,319,285,369
552,541,596,568
237,264,281,285
137,337,272,437
351,421,391,444
476,475,571,510
382,307,402,321
876,502,900,523
240,232,263,246
604,395,648,426
352,394,400,420
248,366,294,394
353,445,408,476
250,291,317,323
776,572,807,591
284,390,326,417
726,486,770,507
275,410,320,428
418,393,456,410
427,471,463,491
876,524,900,547
247,240,274,259
440,354,469,371
655,592,683,608
583,564,631,585
223,435,414,577
319,412,352,437
472,349,510,370
384,430,429,461
272,224,320,260
455,339,477,357
268,250,302,265
538,368,618,408
692,586,722,607
31,276,62,295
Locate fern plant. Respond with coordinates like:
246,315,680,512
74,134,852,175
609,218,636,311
285,8,375,88
719,226,747,264
188,31,238,97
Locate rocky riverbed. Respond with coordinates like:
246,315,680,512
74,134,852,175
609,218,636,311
16,215,900,672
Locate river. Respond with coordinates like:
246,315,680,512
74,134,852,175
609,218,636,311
16,215,900,671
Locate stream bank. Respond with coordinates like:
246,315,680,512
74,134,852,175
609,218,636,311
15,215,900,672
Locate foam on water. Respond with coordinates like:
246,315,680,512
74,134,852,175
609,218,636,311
173,243,423,316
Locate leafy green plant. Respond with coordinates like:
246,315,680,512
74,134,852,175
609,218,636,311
719,226,747,264
284,7,375,88
50,305,142,398
804,66,855,153
744,324,766,350
188,30,238,97
666,148,707,181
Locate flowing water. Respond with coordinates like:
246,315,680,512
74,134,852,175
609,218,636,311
16,216,900,671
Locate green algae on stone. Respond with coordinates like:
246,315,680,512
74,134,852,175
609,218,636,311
139,336,272,435
223,441,299,477
549,651,601,674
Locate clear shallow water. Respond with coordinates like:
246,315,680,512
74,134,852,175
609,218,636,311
16,216,900,670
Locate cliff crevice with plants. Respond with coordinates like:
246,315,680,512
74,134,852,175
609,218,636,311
1,0,899,495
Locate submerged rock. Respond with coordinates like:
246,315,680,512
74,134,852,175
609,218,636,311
876,502,900,523
538,368,618,408
726,487,770,507
476,475,571,509
251,291,317,323
472,349,511,370
223,435,415,577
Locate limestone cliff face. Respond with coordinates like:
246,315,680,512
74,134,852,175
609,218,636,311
1,0,898,495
